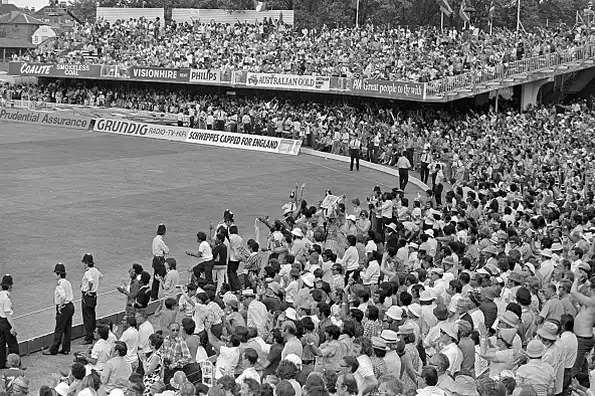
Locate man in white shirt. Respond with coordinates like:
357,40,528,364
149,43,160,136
81,253,103,345
244,289,269,337
186,231,214,283
135,310,154,355
79,324,111,373
438,322,462,375
341,235,360,281
119,315,139,371
151,224,169,300
396,151,412,190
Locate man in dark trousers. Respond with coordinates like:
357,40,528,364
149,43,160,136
397,151,411,191
0,275,19,368
43,262,75,355
349,133,361,171
81,253,103,345
151,224,169,300
419,146,432,184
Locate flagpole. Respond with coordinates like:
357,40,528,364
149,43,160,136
356,0,360,28
441,11,444,30
516,0,521,33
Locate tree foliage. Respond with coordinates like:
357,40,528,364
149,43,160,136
67,0,590,29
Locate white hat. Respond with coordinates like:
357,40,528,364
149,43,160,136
285,307,298,321
409,242,419,249
425,229,435,237
386,306,403,320
365,244,376,254
285,353,302,368
301,272,315,287
242,289,255,297
386,223,398,232
347,214,357,222
55,383,70,396
291,228,304,238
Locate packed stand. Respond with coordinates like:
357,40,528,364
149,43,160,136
17,17,593,83
6,88,594,396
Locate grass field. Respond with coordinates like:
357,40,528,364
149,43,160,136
0,120,421,342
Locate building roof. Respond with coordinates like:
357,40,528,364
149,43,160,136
0,4,19,15
0,37,35,48
0,11,45,25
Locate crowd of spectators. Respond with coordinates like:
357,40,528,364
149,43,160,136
17,17,593,83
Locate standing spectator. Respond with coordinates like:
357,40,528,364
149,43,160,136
228,225,243,292
151,224,169,300
349,133,361,172
81,253,103,345
0,275,18,369
43,262,74,356
397,152,411,191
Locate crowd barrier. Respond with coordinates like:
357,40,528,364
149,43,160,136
9,42,595,100
0,106,303,155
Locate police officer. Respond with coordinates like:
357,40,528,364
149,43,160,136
349,133,362,172
0,275,18,368
43,262,75,355
81,253,103,345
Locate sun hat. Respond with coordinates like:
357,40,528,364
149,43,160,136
285,307,298,321
420,290,436,302
537,322,559,341
408,303,422,318
242,289,255,297
439,322,459,341
499,311,519,327
526,339,547,358
456,296,471,313
346,215,357,222
540,249,553,258
268,281,281,295
409,242,419,249
285,353,302,369
386,223,398,232
551,242,563,252
508,271,525,283
498,328,517,345
380,329,399,343
372,336,388,351
301,272,315,287
397,323,415,335
386,306,403,321
425,229,435,237
481,245,499,255
291,228,304,238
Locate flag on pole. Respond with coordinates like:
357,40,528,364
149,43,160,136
252,0,267,11
459,0,471,22
436,0,453,16
488,0,496,19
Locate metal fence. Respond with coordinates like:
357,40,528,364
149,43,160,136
426,44,595,96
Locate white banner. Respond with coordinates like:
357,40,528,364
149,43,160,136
93,118,189,142
92,118,302,155
189,69,220,83
186,129,301,155
246,72,330,91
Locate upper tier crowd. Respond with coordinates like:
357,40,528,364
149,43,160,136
17,17,593,83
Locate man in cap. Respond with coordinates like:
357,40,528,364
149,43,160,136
151,224,169,300
81,253,103,345
0,275,18,368
43,262,75,355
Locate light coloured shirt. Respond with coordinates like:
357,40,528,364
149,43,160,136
229,234,243,262
236,367,261,384
162,269,179,298
0,291,12,318
138,320,155,354
247,299,269,337
81,267,103,293
198,240,213,261
282,336,303,360
152,235,169,257
341,246,360,272
560,331,578,369
354,355,374,396
54,278,74,305
516,359,555,396
543,341,566,394
441,342,463,375
397,156,411,169
120,327,139,365
90,338,111,372
361,260,380,285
